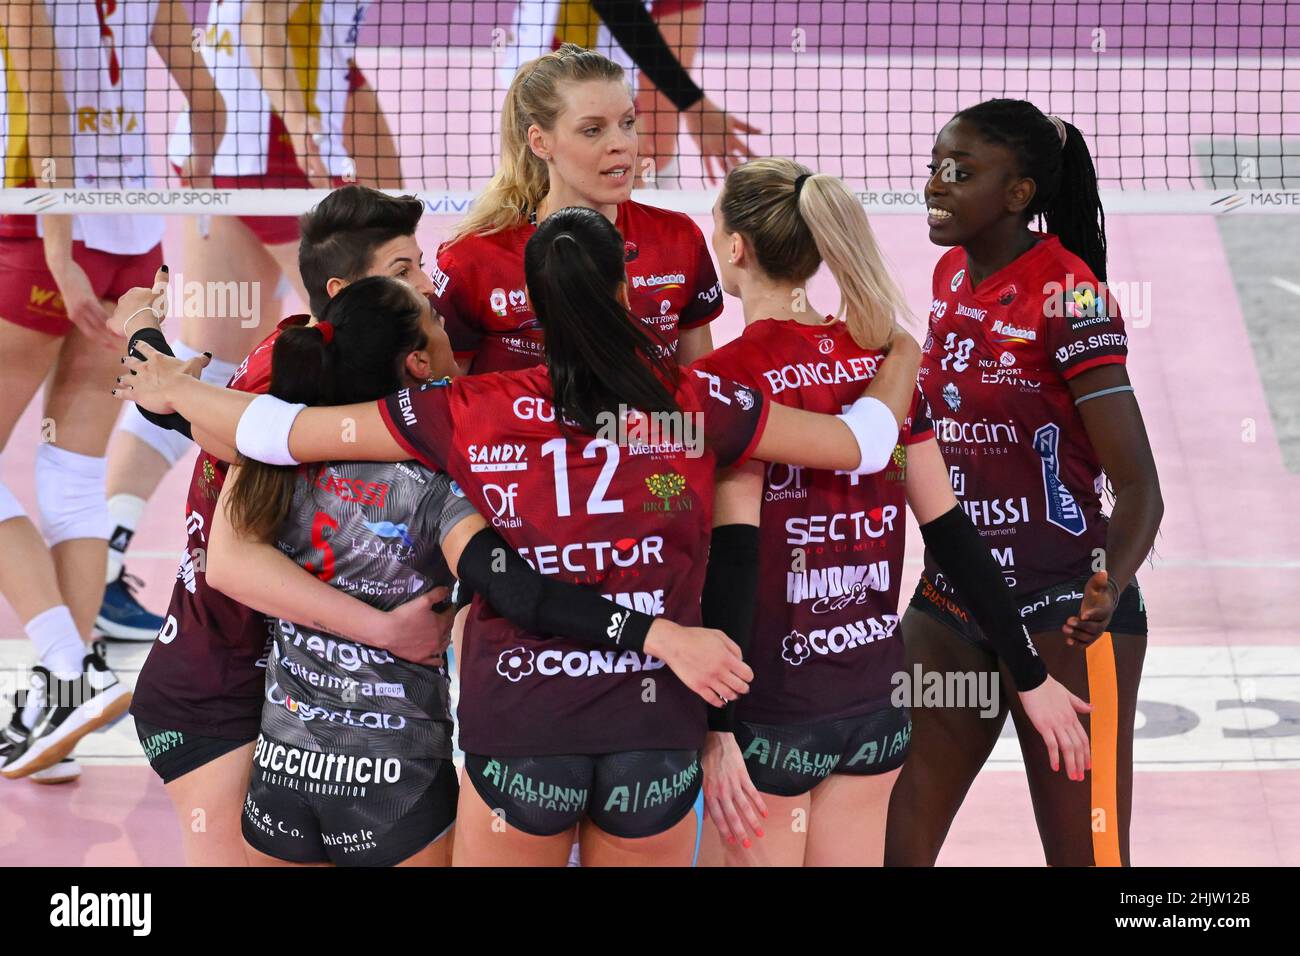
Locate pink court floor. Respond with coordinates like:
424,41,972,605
3,24,1299,862
0,208,1297,867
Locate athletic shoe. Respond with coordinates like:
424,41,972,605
96,569,165,642
0,642,131,779
0,680,81,785
0,690,32,772
30,758,81,785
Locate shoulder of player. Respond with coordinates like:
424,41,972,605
1020,239,1112,321
439,225,526,264
228,316,309,392
624,199,704,239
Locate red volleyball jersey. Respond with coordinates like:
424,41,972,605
431,200,722,373
918,234,1128,600
695,318,933,723
378,365,769,756
131,315,310,739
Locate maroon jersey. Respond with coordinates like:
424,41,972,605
918,234,1127,599
378,365,768,756
431,200,722,373
131,316,310,739
695,319,933,723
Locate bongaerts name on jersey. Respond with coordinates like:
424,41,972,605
762,356,881,395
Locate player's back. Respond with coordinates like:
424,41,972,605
261,458,467,759
696,318,925,722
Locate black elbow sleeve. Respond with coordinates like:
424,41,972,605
919,506,1047,692
456,528,653,651
701,523,760,732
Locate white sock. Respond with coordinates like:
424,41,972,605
106,494,147,583
25,605,85,680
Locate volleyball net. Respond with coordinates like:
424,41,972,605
2,0,1298,216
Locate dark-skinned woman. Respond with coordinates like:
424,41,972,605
885,99,1163,867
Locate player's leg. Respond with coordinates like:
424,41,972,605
635,1,705,184
698,790,807,867
153,736,258,866
803,768,901,866
579,808,697,867
1006,627,1146,866
0,251,118,779
41,313,128,636
454,753,590,866
3,319,134,777
800,705,911,866
884,607,1009,865
345,76,403,189
0,316,67,632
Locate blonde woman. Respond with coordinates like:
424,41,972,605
432,43,722,375
693,160,1093,866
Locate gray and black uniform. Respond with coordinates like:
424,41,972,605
242,459,475,867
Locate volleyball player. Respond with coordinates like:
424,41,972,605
0,0,222,780
509,3,753,182
435,43,722,375
885,100,1163,867
99,0,395,639
204,276,753,867
113,205,924,866
691,159,1092,866
124,186,451,865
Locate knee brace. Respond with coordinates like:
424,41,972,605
0,469,26,525
34,443,110,545
117,340,239,464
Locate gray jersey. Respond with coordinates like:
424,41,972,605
261,459,476,759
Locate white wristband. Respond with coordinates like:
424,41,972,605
836,395,900,475
235,394,306,466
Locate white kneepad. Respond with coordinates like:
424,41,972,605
117,406,195,466
34,444,111,545
116,340,239,465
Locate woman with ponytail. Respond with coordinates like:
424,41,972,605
886,100,1163,867
115,205,926,866
207,274,744,867
691,159,1091,867
432,43,723,374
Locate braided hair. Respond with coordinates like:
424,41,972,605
956,99,1108,282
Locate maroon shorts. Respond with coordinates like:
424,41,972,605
0,238,164,337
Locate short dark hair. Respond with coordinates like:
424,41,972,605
298,185,425,316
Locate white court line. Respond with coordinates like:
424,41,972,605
1270,277,1300,299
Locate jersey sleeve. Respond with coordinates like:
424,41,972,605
431,242,483,363
1045,280,1129,379
378,381,456,473
679,222,724,330
413,471,480,549
904,387,935,445
688,367,769,469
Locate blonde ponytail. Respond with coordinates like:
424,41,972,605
799,174,912,349
447,43,627,245
719,158,912,350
